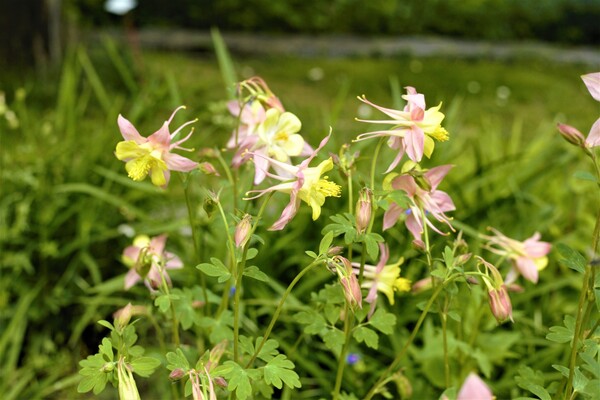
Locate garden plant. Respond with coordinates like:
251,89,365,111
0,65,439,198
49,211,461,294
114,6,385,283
1,34,599,400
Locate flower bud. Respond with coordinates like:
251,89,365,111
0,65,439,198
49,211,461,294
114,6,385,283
198,162,220,176
214,376,228,387
234,214,252,248
488,285,513,323
355,188,372,234
169,368,185,381
557,123,586,147
393,372,413,399
113,303,133,331
340,273,363,310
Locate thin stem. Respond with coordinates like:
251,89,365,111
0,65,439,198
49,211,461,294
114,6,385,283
441,295,450,388
232,193,274,362
246,259,322,368
347,170,354,262
333,303,354,399
370,137,386,191
158,263,180,347
364,280,449,400
181,174,208,315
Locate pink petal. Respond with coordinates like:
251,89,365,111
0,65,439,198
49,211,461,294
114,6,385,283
430,190,456,212
405,211,423,242
269,193,301,231
391,175,418,197
586,118,600,147
376,243,390,271
582,72,600,102
124,269,141,290
457,373,493,400
383,203,404,231
165,253,184,270
123,245,141,262
163,152,198,172
425,165,453,190
300,134,330,170
402,87,426,110
252,152,270,184
404,126,424,162
150,234,167,255
523,236,551,258
515,257,539,283
148,122,172,150
358,96,406,121
384,140,406,173
118,114,144,142
410,106,424,121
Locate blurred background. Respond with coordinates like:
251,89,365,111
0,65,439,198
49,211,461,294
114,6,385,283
1,1,599,398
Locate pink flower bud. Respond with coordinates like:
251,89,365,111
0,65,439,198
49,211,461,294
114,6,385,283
488,285,513,323
457,373,493,400
214,376,228,387
355,188,372,234
340,273,363,310
169,368,185,381
557,123,586,147
234,215,252,248
198,162,220,176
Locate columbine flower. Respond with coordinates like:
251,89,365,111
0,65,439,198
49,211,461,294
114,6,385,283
352,243,411,318
226,100,266,150
485,228,551,284
383,165,455,247
478,256,513,323
122,234,183,291
244,135,342,230
355,87,449,170
236,108,312,184
456,373,493,400
115,106,198,187
557,72,600,148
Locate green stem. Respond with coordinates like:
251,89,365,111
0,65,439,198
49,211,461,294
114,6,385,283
158,262,180,347
370,137,386,191
232,193,274,362
364,280,449,400
181,175,209,315
420,207,450,386
333,303,354,399
347,171,354,262
245,259,322,368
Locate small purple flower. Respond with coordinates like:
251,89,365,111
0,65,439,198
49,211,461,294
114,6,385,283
346,353,361,365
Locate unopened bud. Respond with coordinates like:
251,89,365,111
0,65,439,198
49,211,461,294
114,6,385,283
327,246,344,256
199,162,220,176
355,188,372,234
557,123,586,147
234,215,252,248
393,371,413,399
340,273,363,310
169,368,185,381
488,285,513,323
117,360,141,400
456,253,472,266
214,377,228,387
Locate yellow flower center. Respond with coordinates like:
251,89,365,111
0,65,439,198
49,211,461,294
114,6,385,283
127,154,156,181
274,131,289,142
429,126,449,141
316,178,342,198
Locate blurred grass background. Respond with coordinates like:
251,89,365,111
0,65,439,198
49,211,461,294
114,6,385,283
1,1,599,397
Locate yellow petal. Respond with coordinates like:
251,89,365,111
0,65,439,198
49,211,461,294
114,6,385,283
280,133,305,156
150,162,168,186
116,140,147,160
535,256,548,271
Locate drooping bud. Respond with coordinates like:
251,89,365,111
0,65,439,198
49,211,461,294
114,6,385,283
392,371,413,399
488,285,513,323
169,368,185,381
114,303,133,331
334,256,362,310
355,188,372,234
557,123,586,147
234,214,252,248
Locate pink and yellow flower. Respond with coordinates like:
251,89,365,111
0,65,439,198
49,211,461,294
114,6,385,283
122,234,183,291
355,87,449,170
244,135,341,230
352,244,411,318
115,106,198,187
484,228,551,284
383,165,455,246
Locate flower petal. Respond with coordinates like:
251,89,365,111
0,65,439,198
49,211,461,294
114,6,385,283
118,114,144,142
586,118,600,147
425,165,453,190
404,126,424,162
515,256,539,283
582,72,600,102
383,203,404,231
163,152,198,172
